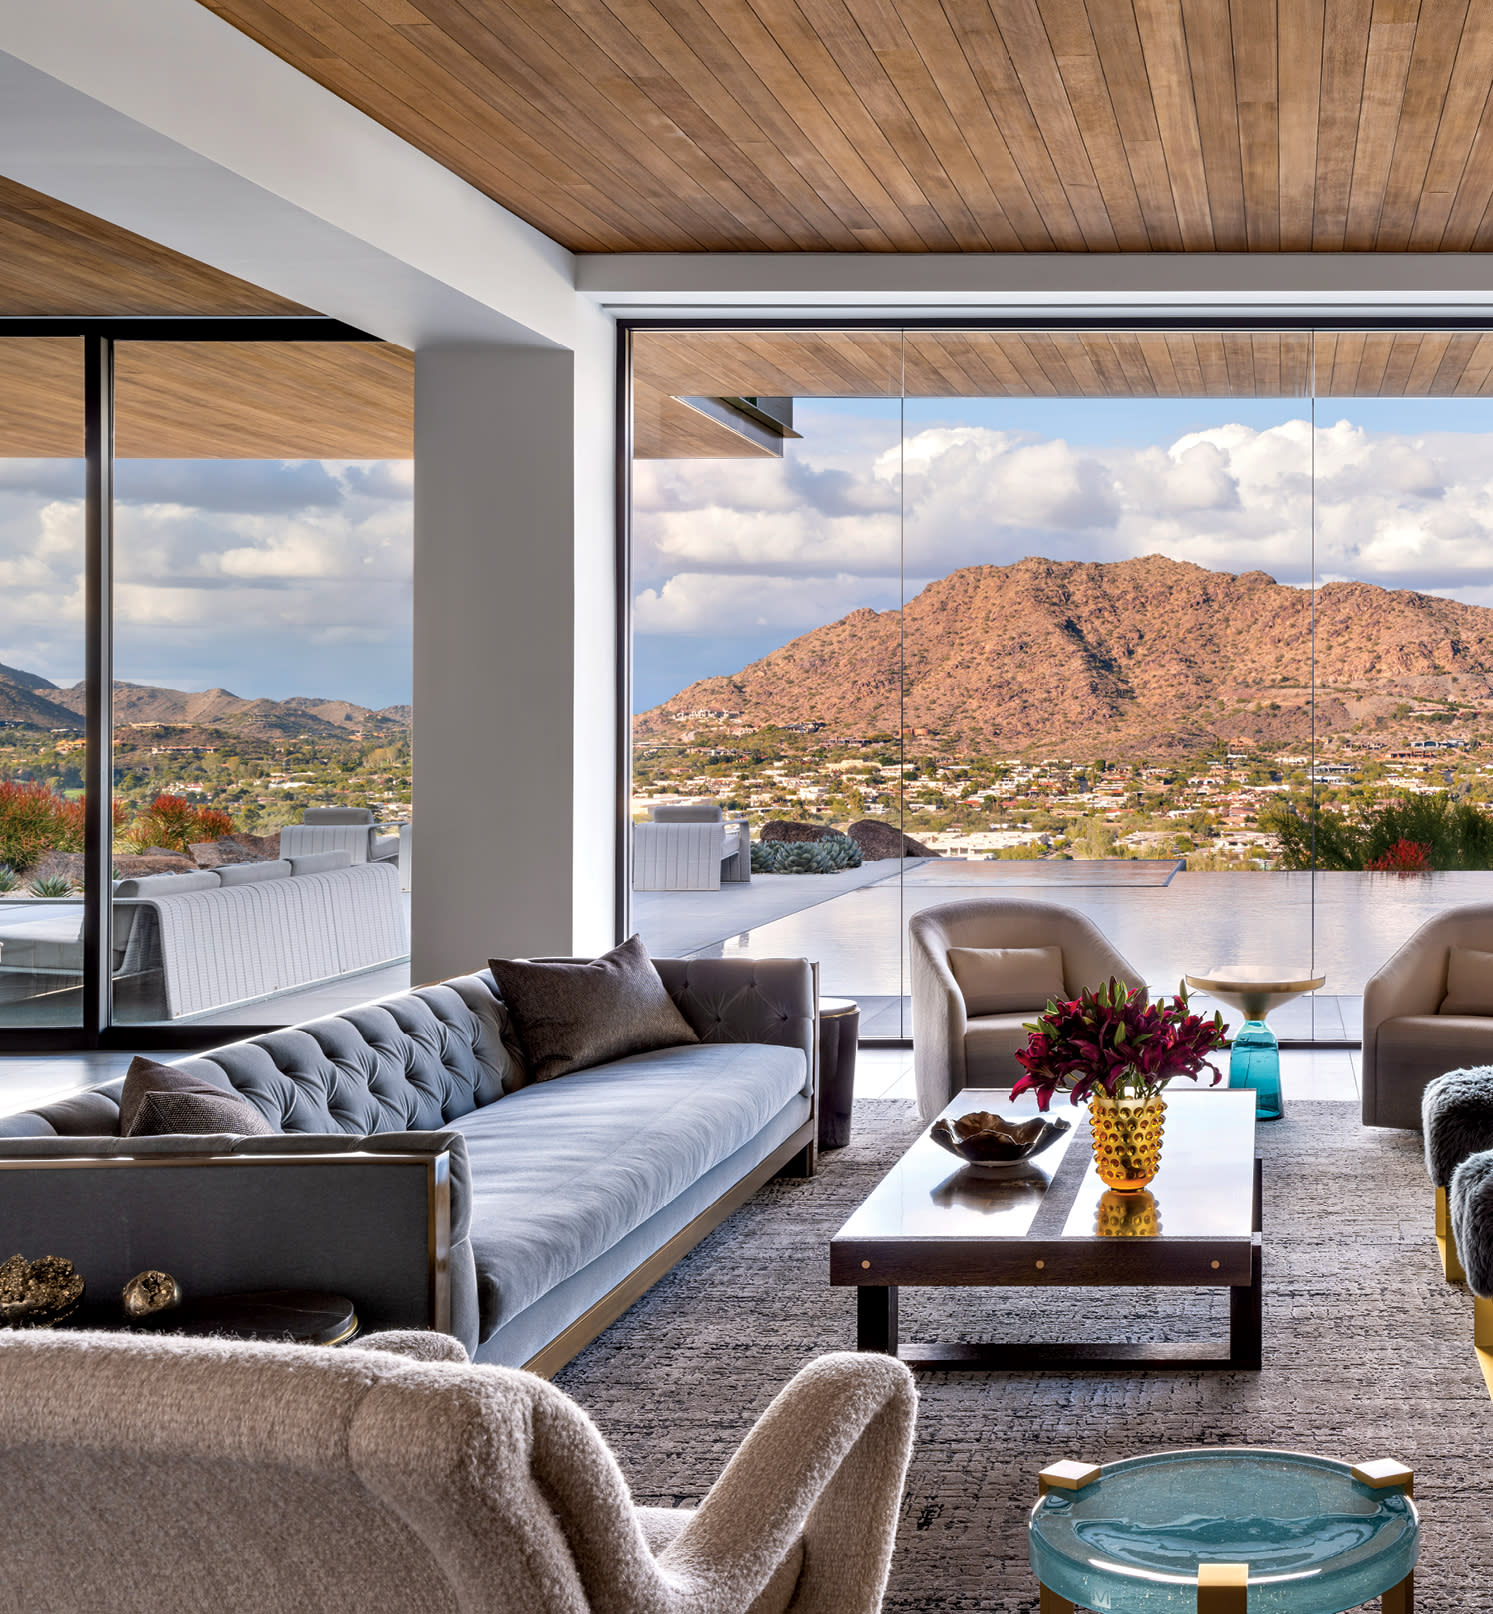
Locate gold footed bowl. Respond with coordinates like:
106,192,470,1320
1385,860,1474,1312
1088,1091,1166,1192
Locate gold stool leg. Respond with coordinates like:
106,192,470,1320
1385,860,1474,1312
1437,1186,1465,1282
1382,1572,1414,1613
1038,1587,1074,1613
1197,1562,1248,1612
1476,1294,1493,1400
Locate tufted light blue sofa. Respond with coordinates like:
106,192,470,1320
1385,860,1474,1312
0,957,819,1374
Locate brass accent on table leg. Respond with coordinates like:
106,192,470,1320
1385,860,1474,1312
1038,1586,1074,1614
1351,1458,1414,1499
1476,1295,1493,1400
1382,1572,1414,1613
1197,1563,1248,1613
1436,1186,1465,1282
1038,1460,1101,1496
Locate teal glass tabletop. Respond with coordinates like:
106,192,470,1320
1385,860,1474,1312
1028,1449,1418,1613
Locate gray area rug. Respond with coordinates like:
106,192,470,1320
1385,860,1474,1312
556,1099,1493,1611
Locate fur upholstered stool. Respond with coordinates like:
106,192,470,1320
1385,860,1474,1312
1423,1068,1493,1281
1449,1149,1493,1400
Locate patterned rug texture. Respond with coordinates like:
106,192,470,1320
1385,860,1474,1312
555,1099,1493,1612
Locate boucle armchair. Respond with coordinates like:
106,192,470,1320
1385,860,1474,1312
1363,904,1493,1129
909,898,1143,1121
0,1329,916,1614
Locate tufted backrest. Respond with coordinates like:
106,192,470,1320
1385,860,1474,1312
654,956,816,1094
168,973,522,1134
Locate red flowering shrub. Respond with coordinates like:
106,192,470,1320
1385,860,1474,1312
1364,838,1433,876
123,794,236,855
0,780,84,872
1012,977,1230,1110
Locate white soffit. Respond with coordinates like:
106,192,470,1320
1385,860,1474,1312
0,0,577,349
579,253,1493,323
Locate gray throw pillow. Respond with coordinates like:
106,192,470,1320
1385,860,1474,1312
124,1090,277,1139
118,1055,273,1138
488,934,699,1083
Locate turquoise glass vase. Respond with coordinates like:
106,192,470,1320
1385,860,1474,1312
1229,1020,1283,1120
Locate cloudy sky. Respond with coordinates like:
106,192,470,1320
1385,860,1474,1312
0,457,412,709
634,394,1493,711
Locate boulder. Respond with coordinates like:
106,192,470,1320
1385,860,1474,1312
226,831,282,860
189,835,274,869
760,820,836,844
847,818,941,860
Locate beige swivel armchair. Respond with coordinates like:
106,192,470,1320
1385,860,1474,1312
909,898,1144,1121
0,1328,916,1614
1363,903,1493,1129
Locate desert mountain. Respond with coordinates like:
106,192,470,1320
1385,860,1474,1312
0,664,408,741
639,555,1493,755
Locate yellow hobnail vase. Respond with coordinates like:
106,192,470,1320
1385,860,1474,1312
1088,1090,1166,1192
1095,1188,1162,1236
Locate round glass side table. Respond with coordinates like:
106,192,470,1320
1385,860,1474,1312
1184,967,1327,1121
1029,1449,1418,1613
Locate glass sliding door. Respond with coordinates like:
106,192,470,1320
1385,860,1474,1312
108,341,413,1026
627,330,907,1024
0,339,87,1027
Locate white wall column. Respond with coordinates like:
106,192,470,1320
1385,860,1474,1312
413,324,615,982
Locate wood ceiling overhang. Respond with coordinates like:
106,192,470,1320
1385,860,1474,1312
0,175,413,459
203,0,1493,256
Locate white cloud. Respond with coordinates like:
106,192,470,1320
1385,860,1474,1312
635,414,1493,649
635,571,900,636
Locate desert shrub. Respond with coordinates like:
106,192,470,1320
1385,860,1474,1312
27,874,76,898
0,865,19,893
1262,792,1493,871
0,781,86,872
119,794,236,855
752,832,862,874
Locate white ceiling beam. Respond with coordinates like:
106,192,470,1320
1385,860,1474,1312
0,0,577,349
580,252,1493,321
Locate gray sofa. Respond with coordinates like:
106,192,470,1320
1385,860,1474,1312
0,956,818,1375
0,852,407,1021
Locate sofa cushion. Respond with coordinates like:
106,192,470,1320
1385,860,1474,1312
302,807,374,825
455,1040,807,1338
964,1013,1043,1086
948,945,1065,1016
0,910,84,972
114,870,220,898
286,849,355,876
217,860,292,886
489,934,699,1084
1441,948,1493,1016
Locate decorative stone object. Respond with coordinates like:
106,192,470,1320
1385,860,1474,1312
0,1253,85,1327
930,1111,1071,1176
122,1270,182,1319
759,819,834,844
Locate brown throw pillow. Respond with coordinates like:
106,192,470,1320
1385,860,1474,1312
488,934,699,1083
118,1055,273,1138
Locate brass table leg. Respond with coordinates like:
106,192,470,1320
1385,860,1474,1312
1382,1572,1414,1613
1038,1587,1074,1614
1476,1294,1493,1399
1197,1563,1248,1612
1437,1186,1465,1282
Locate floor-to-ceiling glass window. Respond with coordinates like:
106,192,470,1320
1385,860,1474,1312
109,341,413,1026
628,330,907,1032
0,339,87,1028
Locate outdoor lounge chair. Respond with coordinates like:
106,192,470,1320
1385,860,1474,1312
633,802,751,891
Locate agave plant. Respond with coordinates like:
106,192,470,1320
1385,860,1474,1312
0,864,19,894
27,874,77,898
752,833,864,875
1012,978,1229,1110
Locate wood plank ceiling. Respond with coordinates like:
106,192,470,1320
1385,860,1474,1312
203,0,1493,255
0,175,414,457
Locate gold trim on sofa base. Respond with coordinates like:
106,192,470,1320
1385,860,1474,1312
1436,1186,1465,1283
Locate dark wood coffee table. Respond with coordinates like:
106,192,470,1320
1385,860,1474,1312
830,1088,1261,1371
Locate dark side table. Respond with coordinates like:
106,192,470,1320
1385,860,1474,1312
818,997,860,1149
64,1289,359,1346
